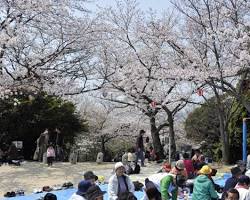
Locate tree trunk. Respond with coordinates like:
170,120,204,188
167,112,176,158
150,116,165,159
242,99,250,113
218,113,230,164
213,85,230,164
101,136,105,154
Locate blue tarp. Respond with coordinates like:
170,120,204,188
1,174,231,200
1,185,144,200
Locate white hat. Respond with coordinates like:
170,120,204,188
114,162,125,171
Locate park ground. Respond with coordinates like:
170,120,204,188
0,161,232,198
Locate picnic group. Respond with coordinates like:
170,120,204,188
2,129,250,200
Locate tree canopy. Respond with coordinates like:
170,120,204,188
0,92,86,159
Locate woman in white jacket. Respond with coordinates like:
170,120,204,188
108,162,135,200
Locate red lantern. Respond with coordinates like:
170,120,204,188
197,89,203,96
150,101,157,108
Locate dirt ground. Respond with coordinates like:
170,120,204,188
0,161,160,197
0,161,232,198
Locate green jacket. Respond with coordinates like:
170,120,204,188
192,175,218,200
160,175,178,200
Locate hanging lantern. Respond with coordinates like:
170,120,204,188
197,88,203,96
150,101,157,108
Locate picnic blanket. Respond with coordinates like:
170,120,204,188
1,173,230,200
1,185,144,200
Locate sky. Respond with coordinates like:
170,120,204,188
89,0,173,13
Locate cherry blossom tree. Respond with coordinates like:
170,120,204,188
95,0,191,158
170,0,250,163
78,97,142,158
0,0,102,99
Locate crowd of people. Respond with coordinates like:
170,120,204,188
3,129,250,200
69,130,250,200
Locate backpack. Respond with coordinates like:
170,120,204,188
133,164,140,174
133,181,144,191
126,165,133,175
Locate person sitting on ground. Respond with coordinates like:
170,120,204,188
7,143,20,165
160,173,186,200
108,162,135,200
84,171,98,185
127,148,136,163
192,165,219,200
192,149,203,169
234,175,250,200
224,188,239,200
44,193,57,200
183,152,194,179
195,155,207,172
143,177,162,200
222,167,242,199
170,160,188,178
141,169,171,200
122,151,128,165
86,185,106,200
149,146,157,161
127,148,138,174
69,180,92,200
158,161,171,173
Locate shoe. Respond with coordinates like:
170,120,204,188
42,186,52,192
62,182,73,188
16,189,25,196
10,191,16,197
33,188,42,194
4,192,11,197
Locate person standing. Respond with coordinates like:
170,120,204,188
135,130,145,167
47,144,55,167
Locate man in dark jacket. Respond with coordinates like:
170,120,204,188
222,167,242,199
135,130,145,167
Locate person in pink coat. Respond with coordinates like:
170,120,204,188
47,144,55,167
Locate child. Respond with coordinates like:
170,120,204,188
47,144,55,167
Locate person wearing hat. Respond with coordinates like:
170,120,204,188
235,175,250,200
192,165,218,200
69,180,92,200
170,160,188,178
86,185,106,200
84,171,98,185
222,167,242,199
108,162,135,200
